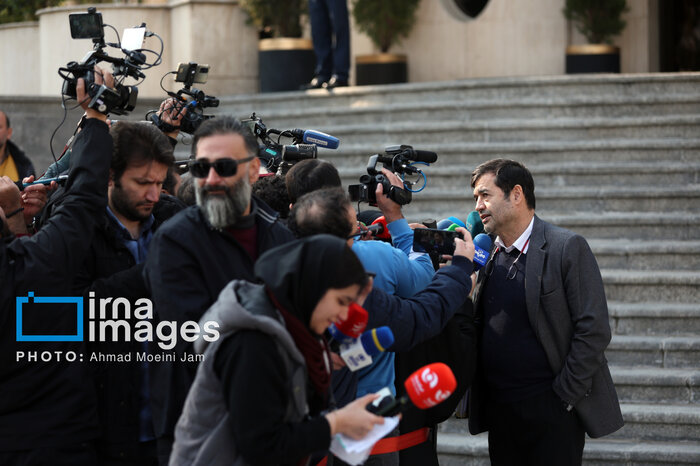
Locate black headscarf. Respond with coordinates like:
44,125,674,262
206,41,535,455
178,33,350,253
255,234,365,331
255,235,367,406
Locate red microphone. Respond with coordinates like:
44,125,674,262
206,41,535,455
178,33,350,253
370,216,391,240
367,363,457,416
327,302,369,345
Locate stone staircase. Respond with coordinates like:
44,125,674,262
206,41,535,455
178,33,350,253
214,73,700,465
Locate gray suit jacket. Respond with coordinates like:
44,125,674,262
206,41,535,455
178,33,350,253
468,215,624,438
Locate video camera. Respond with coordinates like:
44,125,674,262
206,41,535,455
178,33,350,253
150,62,220,134
348,145,438,206
242,113,339,175
59,7,162,115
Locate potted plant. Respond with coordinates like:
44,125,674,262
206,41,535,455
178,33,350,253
352,0,421,86
240,0,315,92
563,0,628,73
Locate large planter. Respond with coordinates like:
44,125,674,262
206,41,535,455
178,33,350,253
566,44,620,74
258,38,315,92
355,54,407,86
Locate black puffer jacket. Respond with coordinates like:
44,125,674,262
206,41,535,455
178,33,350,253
0,118,110,451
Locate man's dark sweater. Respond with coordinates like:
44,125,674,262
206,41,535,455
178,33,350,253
480,248,554,402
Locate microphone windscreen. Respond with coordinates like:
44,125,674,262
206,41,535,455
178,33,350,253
359,326,394,356
328,302,368,341
472,233,492,270
437,216,464,230
371,216,391,240
466,211,484,238
411,150,438,164
404,362,457,409
302,129,340,149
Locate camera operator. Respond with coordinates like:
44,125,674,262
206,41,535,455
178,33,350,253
143,116,294,464
0,68,112,465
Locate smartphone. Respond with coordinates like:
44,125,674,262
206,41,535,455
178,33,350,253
175,63,209,84
413,228,463,255
69,11,104,39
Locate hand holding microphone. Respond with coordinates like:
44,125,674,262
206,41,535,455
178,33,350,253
340,326,395,371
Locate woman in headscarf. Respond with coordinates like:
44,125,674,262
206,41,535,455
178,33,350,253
170,234,385,465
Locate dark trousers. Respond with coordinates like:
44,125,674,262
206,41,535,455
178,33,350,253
486,389,585,466
0,442,97,466
308,0,350,81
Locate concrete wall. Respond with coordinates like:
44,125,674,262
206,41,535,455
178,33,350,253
0,0,661,96
0,22,40,95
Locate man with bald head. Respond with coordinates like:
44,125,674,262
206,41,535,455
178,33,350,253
0,110,35,182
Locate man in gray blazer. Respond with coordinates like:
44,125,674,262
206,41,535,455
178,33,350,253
467,159,623,465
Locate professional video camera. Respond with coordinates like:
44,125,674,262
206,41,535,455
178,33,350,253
242,113,339,175
149,62,220,134
348,145,437,206
58,7,163,115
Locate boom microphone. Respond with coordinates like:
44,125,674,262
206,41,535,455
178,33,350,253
340,326,395,372
367,362,457,416
291,128,340,149
473,233,492,271
328,302,368,345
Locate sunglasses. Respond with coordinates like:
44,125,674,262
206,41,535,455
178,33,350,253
188,156,255,178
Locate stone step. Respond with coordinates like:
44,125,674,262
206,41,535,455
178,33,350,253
218,73,700,113
609,302,700,336
439,403,700,443
339,161,700,190
601,269,700,304
610,367,700,404
321,138,700,170
395,211,700,241
398,185,700,214
590,240,700,271
223,93,700,129
607,335,700,368
301,115,700,146
436,432,700,466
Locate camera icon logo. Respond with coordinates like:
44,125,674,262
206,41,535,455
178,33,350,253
16,292,84,342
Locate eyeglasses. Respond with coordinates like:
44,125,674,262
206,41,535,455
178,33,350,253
484,247,525,280
346,221,369,241
188,156,255,178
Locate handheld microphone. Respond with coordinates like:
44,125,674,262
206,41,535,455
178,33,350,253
436,216,465,230
340,326,394,372
473,233,492,271
367,362,457,416
465,211,484,239
15,174,69,191
370,216,391,240
291,128,340,149
328,302,368,346
366,223,384,237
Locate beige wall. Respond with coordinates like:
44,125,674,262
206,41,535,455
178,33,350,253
0,0,661,97
0,22,40,95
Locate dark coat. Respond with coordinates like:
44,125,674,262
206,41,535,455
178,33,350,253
5,139,35,180
0,119,110,450
142,197,294,450
468,215,624,439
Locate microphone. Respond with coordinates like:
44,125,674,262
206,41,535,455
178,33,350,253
473,233,492,271
366,223,384,237
291,128,340,149
367,362,457,416
328,302,368,346
407,149,438,164
15,174,69,191
465,211,484,239
340,326,395,372
436,216,465,230
370,216,391,240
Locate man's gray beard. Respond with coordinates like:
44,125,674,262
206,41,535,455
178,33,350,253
196,176,251,229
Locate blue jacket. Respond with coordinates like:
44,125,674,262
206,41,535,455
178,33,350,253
352,219,434,396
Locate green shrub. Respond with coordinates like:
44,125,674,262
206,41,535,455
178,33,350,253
563,0,628,44
239,0,306,38
352,0,421,53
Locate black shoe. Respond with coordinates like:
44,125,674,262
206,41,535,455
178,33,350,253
301,76,327,90
324,76,348,89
